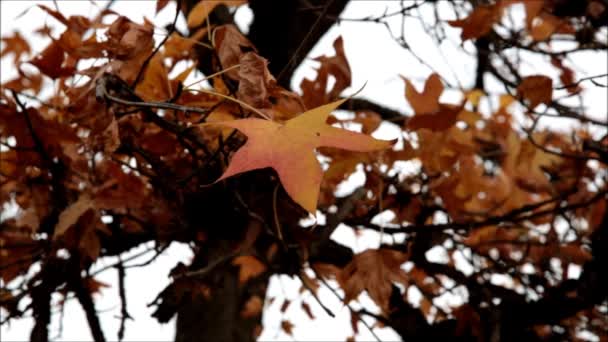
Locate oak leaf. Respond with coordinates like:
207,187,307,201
210,98,394,213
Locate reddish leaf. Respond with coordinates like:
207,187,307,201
29,41,75,79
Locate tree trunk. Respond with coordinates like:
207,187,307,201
171,1,351,340
175,263,269,342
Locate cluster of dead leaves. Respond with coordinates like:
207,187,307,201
449,0,578,41
0,1,605,339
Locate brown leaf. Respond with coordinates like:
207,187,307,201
106,16,154,60
237,52,276,107
29,41,75,79
281,320,294,336
517,75,553,109
280,299,291,313
529,13,574,41
403,73,443,115
213,24,255,79
1,31,31,64
338,248,409,312
407,103,462,132
301,302,315,320
353,111,382,134
551,57,579,94
301,36,351,108
448,5,502,40
232,255,267,284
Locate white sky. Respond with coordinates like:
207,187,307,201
1,1,606,341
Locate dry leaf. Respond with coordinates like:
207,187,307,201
338,248,409,311
517,75,553,109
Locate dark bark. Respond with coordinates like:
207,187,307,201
174,265,269,342
247,0,350,88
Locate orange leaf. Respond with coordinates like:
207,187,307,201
403,73,443,115
403,74,462,131
209,98,394,213
517,75,553,109
407,103,462,132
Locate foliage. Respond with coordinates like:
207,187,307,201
1,0,607,341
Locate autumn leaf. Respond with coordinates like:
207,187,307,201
29,41,75,79
1,31,31,64
338,248,409,311
517,75,553,109
448,4,502,40
209,98,395,213
402,73,462,132
301,37,352,108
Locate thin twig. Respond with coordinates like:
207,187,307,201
132,0,181,88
